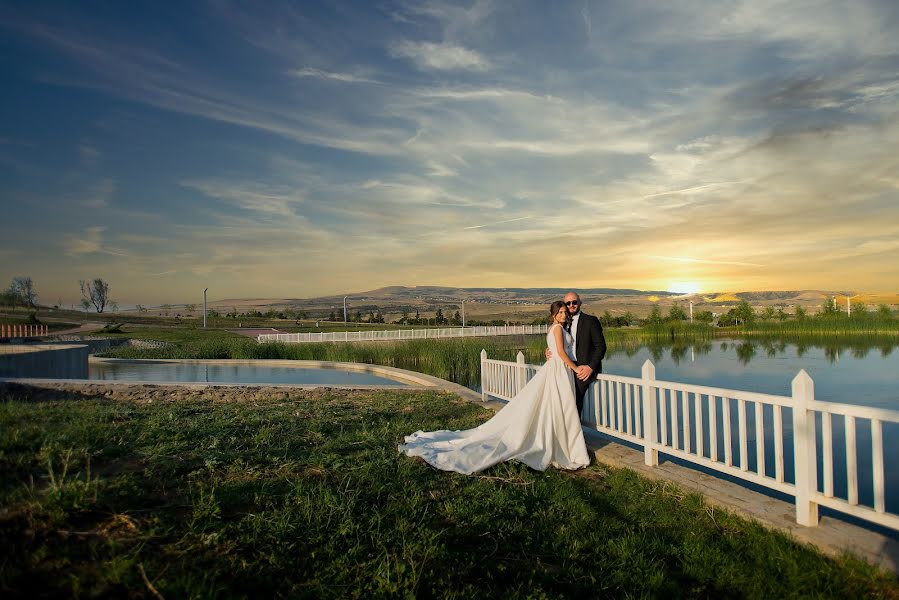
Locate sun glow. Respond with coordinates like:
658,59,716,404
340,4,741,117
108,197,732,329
668,282,701,295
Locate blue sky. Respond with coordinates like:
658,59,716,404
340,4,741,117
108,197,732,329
1,1,898,306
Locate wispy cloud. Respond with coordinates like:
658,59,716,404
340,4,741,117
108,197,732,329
82,178,115,208
62,226,129,257
78,143,101,167
290,67,381,84
649,256,764,268
390,40,489,71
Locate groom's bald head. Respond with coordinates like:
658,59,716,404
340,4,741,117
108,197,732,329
563,291,581,315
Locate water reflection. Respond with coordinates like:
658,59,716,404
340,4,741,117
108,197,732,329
608,337,898,368
601,337,899,410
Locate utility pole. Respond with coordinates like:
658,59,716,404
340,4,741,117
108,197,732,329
689,301,693,322
343,296,348,324
203,288,208,328
462,299,465,327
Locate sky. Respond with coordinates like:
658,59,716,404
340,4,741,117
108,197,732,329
1,1,898,307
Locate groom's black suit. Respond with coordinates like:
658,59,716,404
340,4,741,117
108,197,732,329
571,312,606,415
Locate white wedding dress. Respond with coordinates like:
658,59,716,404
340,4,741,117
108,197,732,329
399,323,590,474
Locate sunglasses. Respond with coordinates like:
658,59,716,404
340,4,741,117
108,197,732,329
565,300,580,306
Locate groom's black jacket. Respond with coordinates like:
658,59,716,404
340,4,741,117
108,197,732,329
574,312,606,374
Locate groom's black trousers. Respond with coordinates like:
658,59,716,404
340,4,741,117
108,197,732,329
574,375,590,417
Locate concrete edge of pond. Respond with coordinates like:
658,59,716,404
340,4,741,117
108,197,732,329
6,357,485,404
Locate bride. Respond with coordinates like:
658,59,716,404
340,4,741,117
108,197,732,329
398,301,590,474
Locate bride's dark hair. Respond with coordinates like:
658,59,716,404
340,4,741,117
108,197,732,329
548,300,569,326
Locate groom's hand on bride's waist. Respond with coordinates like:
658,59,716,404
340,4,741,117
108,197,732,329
575,365,593,381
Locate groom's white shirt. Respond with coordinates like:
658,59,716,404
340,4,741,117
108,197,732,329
569,311,580,360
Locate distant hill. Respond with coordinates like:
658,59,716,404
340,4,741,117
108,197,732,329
312,286,677,301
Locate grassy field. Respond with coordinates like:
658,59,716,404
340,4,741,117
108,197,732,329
1,388,896,598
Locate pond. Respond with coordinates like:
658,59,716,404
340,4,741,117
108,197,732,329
601,339,898,409
595,338,899,518
89,360,410,387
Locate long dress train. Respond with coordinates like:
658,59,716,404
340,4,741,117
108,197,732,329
398,323,589,474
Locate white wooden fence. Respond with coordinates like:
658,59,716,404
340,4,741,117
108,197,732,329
258,325,547,344
480,350,899,531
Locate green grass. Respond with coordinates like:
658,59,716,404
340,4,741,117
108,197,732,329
1,389,896,598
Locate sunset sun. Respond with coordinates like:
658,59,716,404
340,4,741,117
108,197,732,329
668,282,701,295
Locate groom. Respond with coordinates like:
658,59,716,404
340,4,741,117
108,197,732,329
548,291,607,416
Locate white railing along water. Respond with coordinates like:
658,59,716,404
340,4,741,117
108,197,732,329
258,325,547,344
479,350,899,531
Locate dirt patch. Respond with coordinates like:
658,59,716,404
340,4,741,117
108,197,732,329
0,381,394,405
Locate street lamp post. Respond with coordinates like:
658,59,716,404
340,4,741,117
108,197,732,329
343,296,348,324
847,294,860,316
203,288,208,328
689,301,693,323
461,299,465,328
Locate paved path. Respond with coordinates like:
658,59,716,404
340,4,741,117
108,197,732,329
51,323,106,336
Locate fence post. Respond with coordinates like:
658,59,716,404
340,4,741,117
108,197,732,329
792,369,819,526
480,350,488,402
642,360,658,466
516,351,526,394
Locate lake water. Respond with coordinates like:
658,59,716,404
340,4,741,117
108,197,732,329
596,338,899,518
602,339,898,409
89,360,408,387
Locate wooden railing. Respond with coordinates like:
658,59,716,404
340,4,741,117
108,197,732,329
480,351,899,530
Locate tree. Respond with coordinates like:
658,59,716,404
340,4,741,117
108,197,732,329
110,301,119,313
667,303,687,321
850,301,867,318
735,300,755,325
435,308,446,325
695,310,714,323
794,305,807,320
8,276,37,308
821,296,839,316
451,311,462,326
776,307,788,322
877,304,892,319
0,289,17,309
185,303,197,316
79,278,109,313
647,305,663,325
760,306,777,321
136,304,147,313
328,310,337,321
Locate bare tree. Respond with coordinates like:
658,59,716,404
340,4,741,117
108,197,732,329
79,278,110,313
8,276,38,308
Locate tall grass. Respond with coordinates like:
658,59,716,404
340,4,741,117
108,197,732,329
726,316,899,337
